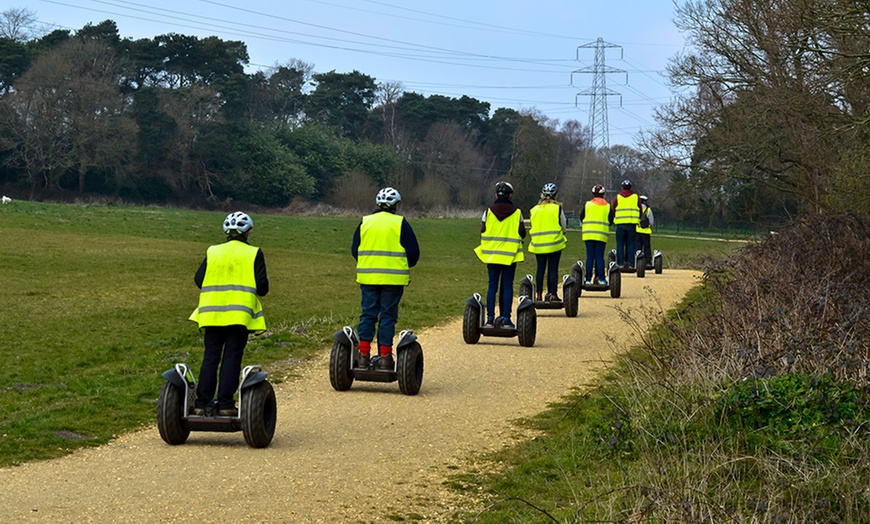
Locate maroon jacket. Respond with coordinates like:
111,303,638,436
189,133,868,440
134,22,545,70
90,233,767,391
608,189,642,224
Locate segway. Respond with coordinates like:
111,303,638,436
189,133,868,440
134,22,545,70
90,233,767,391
157,363,277,448
608,248,645,276
634,249,664,278
462,293,536,347
518,273,578,317
329,326,423,395
571,260,622,298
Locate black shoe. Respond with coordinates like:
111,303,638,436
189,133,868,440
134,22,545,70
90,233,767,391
357,354,370,369
377,354,394,370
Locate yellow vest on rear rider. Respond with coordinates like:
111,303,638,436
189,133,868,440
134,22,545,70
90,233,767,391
613,193,640,225
636,206,652,235
528,203,567,254
474,209,524,265
189,240,266,333
356,212,410,286
582,200,610,243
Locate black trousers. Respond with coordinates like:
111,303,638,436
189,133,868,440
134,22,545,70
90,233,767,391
195,325,249,409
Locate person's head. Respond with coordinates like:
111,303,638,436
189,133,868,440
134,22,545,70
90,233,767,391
223,211,253,240
639,195,649,204
495,181,514,199
621,179,632,190
592,184,606,197
376,186,401,211
540,182,558,200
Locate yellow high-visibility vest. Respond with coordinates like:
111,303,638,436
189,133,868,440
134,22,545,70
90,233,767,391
582,200,611,242
614,193,640,225
474,209,524,264
636,206,652,235
528,202,567,254
356,212,410,286
189,240,266,333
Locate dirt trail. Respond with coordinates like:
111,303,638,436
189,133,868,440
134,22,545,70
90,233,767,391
0,270,701,523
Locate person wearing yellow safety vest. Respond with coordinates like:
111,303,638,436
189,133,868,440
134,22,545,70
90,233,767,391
474,181,527,329
580,184,613,285
351,187,420,370
636,195,655,269
528,182,567,302
608,179,642,269
190,211,269,416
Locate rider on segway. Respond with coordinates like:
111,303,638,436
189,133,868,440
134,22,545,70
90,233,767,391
351,187,420,370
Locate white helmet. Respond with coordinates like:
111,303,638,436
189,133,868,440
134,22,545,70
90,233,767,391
376,187,401,207
223,211,253,234
541,182,558,198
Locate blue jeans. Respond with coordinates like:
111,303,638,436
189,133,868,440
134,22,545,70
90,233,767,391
486,263,516,322
614,224,637,267
584,240,606,282
535,252,562,296
358,284,404,347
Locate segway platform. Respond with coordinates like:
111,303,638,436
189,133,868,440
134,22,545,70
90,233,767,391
329,326,424,395
518,273,579,317
157,363,277,448
462,293,536,346
571,260,622,298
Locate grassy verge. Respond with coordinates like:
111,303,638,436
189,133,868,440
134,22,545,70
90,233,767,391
453,213,870,522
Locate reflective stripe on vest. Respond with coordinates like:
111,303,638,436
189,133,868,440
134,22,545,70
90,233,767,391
614,193,640,225
528,203,567,254
189,240,266,333
582,200,610,243
356,212,410,285
636,206,652,235
474,209,524,264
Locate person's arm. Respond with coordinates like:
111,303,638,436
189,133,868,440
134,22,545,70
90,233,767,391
518,211,527,239
193,257,207,289
351,222,362,260
254,249,269,296
480,209,488,233
608,200,616,224
559,206,567,232
648,208,655,226
400,218,420,267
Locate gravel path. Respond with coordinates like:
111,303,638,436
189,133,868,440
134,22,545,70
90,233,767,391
1,270,700,523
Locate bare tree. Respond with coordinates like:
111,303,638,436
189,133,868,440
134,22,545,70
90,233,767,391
0,7,44,42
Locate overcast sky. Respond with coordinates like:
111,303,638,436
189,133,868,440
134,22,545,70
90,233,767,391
29,0,688,147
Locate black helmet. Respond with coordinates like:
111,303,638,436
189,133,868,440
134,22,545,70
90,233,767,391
495,181,514,197
621,179,632,189
592,184,605,196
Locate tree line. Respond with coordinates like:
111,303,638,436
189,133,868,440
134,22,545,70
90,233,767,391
4,2,864,228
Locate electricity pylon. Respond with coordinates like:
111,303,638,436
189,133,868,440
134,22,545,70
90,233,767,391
571,38,625,151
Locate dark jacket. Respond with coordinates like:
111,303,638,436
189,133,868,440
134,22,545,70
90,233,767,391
481,196,527,238
351,208,420,267
194,239,269,296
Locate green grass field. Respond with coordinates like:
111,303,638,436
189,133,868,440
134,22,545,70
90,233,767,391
0,201,744,466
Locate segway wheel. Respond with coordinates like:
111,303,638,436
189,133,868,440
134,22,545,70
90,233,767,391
654,255,663,274
610,270,622,298
517,306,537,347
157,380,190,445
519,278,533,300
563,281,579,318
571,263,583,297
329,339,355,391
241,380,277,448
462,302,481,344
637,259,646,278
397,341,424,396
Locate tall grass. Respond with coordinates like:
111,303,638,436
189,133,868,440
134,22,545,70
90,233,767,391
460,213,870,523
